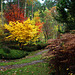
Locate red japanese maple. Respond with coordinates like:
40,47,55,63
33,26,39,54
4,4,27,23
35,22,43,33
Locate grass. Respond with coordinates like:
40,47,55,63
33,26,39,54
0,49,48,66
0,49,50,75
0,62,50,75
27,49,48,56
0,54,41,66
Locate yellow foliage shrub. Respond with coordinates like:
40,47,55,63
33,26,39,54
4,18,40,45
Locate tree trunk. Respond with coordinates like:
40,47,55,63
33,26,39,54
24,0,27,18
43,24,48,42
57,25,60,39
32,3,33,19
0,0,1,12
1,0,4,25
18,0,19,8
28,11,29,17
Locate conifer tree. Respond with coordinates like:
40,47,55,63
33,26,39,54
56,0,75,32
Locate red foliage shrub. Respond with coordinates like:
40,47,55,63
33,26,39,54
45,33,75,75
35,22,43,34
4,4,27,23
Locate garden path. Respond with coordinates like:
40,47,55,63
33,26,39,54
0,49,49,71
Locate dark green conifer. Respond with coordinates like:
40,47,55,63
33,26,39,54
56,0,75,32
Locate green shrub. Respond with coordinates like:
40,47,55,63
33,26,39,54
20,43,48,51
8,45,20,50
36,43,49,50
0,48,28,59
23,46,37,52
7,42,48,52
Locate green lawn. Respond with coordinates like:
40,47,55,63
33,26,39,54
0,49,48,66
0,49,50,75
0,55,41,66
0,62,50,75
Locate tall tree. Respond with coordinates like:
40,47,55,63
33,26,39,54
17,0,38,18
1,0,4,25
18,0,19,8
24,0,27,17
19,0,27,17
0,0,1,11
30,0,37,18
56,0,75,32
33,1,41,12
43,0,56,9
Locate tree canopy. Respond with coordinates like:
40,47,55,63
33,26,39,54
56,0,75,32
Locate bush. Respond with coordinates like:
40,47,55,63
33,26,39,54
22,46,37,52
0,48,28,59
8,43,48,52
36,43,48,50
8,45,20,50
44,33,75,75
4,4,27,23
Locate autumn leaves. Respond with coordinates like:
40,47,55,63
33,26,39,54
4,10,43,45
